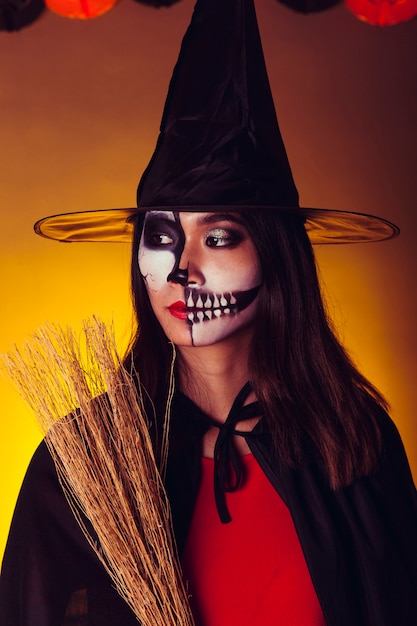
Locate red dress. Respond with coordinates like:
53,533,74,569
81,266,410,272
181,454,326,626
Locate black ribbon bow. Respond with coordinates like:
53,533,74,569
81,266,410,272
211,382,261,523
177,381,261,524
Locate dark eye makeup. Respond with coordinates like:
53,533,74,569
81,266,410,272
143,216,180,248
205,227,244,248
142,213,247,250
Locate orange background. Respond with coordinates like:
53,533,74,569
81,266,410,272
1,0,416,560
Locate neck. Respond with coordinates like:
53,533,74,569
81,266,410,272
176,327,254,422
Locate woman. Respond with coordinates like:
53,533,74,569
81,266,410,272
1,0,416,623
130,207,417,625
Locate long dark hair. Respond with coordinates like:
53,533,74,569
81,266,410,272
127,209,386,489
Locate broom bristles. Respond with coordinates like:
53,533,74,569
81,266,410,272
2,317,194,626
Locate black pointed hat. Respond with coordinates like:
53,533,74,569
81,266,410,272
34,0,398,243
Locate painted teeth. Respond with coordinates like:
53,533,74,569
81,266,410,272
187,307,235,324
185,290,239,324
185,290,237,309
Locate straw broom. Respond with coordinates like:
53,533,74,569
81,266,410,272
2,317,194,626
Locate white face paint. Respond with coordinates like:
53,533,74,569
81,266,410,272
138,211,262,348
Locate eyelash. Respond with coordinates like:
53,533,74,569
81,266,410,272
205,228,243,248
149,233,174,246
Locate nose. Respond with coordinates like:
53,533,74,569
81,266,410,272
168,238,205,287
168,266,188,286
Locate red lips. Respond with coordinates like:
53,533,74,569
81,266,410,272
168,301,188,320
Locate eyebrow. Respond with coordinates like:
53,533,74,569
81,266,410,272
196,213,244,227
144,212,176,225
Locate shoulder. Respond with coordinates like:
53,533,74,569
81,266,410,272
10,437,98,562
24,438,57,482
332,410,417,560
15,439,61,511
374,408,416,490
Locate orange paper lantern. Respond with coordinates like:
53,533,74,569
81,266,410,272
45,0,117,18
345,0,417,25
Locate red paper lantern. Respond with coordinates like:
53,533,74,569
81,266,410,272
45,0,117,18
345,0,417,25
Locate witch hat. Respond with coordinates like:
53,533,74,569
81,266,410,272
34,0,398,243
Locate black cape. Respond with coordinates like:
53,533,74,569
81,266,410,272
1,396,417,625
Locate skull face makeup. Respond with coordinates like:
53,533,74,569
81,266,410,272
138,211,262,348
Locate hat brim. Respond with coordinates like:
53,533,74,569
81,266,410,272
33,206,399,244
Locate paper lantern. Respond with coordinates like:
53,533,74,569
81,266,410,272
345,0,417,25
44,0,117,18
0,0,45,31
276,0,341,13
